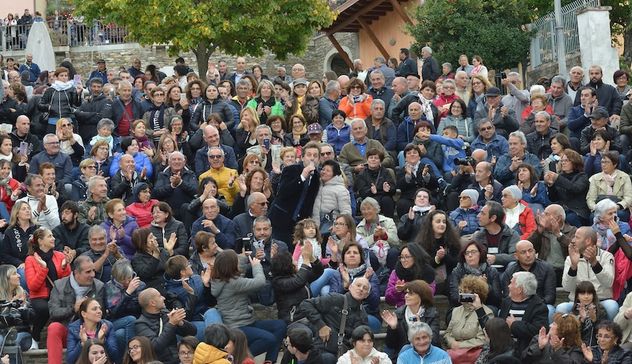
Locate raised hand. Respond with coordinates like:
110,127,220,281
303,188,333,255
126,276,141,295
97,323,108,340
581,342,593,362
395,279,406,292
537,326,548,350
380,310,398,329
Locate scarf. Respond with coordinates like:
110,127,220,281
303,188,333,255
417,96,434,123
395,261,417,282
346,263,367,279
0,177,13,197
70,272,91,299
149,104,166,131
592,217,617,250
603,172,615,195
405,305,427,339
35,247,58,289
461,262,489,276
51,80,74,91
412,205,432,213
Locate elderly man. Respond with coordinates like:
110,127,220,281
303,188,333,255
319,80,340,127
566,66,584,100
499,271,549,356
246,124,281,171
454,70,470,104
420,46,440,82
367,70,394,111
574,65,622,124
339,119,393,172
29,133,72,186
493,131,541,185
111,80,143,139
153,151,197,218
10,115,42,158
78,176,110,225
80,225,123,283
370,56,395,87
353,59,367,82
75,77,113,141
526,111,555,159
501,72,530,123
474,87,519,138
136,287,196,364
457,54,474,75
388,76,410,119
16,173,59,229
547,75,574,126
467,161,502,206
233,192,269,241
190,197,237,249
194,124,238,174
53,200,90,256
472,201,520,269
198,147,239,206
558,226,618,320
365,99,396,155
471,120,509,162
579,106,621,155
109,153,150,204
291,63,306,84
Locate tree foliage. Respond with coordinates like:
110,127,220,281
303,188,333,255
72,0,336,76
408,0,532,71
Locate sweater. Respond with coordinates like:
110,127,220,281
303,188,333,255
211,263,265,328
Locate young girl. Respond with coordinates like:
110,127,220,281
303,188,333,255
291,218,322,267
571,281,607,347
229,328,255,364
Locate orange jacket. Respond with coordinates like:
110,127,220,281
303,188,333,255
338,94,373,120
25,251,71,299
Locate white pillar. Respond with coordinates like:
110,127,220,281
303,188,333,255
576,7,619,85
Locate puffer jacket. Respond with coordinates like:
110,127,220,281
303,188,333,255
312,175,352,226
211,263,265,328
66,319,118,364
38,85,81,118
384,304,440,355
74,93,113,141
25,250,71,299
101,216,139,260
191,98,234,128
149,217,189,257
135,309,196,364
193,343,230,364
271,260,324,323
448,262,502,308
356,215,399,248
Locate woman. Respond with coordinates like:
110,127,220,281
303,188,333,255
76,339,113,364
149,201,189,257
24,228,71,346
586,150,632,222
337,326,391,364
241,154,262,175
270,245,324,323
542,133,572,174
123,336,157,364
524,313,585,363
396,323,451,363
191,83,234,130
267,115,287,146
133,76,145,92
324,109,350,155
101,199,139,260
229,328,255,364
354,149,396,217
437,98,475,143
356,198,398,270
467,74,491,119
581,321,632,363
470,55,488,81
270,146,295,194
185,177,230,224
142,87,177,143
382,280,440,357
475,318,516,364
0,134,27,181
583,130,626,177
177,336,199,364
0,159,20,217
312,160,351,228
448,241,502,309
246,79,283,125
414,210,461,292
67,298,119,364
234,107,260,160
545,149,590,227
230,167,272,217
89,140,113,178
131,227,174,292
397,188,434,242
516,163,550,210
130,119,155,152
166,116,192,159
385,245,435,308
0,201,37,269
284,79,319,125
327,215,369,259
501,185,537,239
443,275,494,352
211,250,286,363
104,259,145,334
109,137,154,180
71,159,99,201
0,264,31,345
571,281,608,346
165,84,186,114
338,78,373,120
614,70,631,103
284,114,309,153
185,79,205,117
125,182,159,228
192,324,231,364
308,80,323,99
38,66,81,133
592,199,631,252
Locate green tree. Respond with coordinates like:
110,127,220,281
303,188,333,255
408,0,532,71
72,0,336,76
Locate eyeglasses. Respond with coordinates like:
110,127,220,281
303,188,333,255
479,126,493,132
84,165,96,169
153,93,165,96
178,351,192,357
255,201,268,206
464,250,479,256
321,151,333,156
560,158,570,163
128,345,141,353
61,123,72,128
208,155,223,159
350,85,362,89
334,222,347,227
45,141,60,145
399,255,413,260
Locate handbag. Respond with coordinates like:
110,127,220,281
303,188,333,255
447,346,483,364
0,301,23,328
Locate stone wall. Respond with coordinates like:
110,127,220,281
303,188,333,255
525,52,582,85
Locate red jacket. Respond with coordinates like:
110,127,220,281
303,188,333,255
125,199,159,228
433,93,460,119
25,251,71,299
339,94,373,120
518,200,536,240
0,178,20,212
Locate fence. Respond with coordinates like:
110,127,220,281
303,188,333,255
0,18,130,51
529,0,600,68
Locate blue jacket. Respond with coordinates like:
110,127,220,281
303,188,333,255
88,69,108,85
109,152,154,180
429,134,465,173
449,206,480,236
319,97,339,127
67,319,119,364
470,134,509,161
18,62,41,82
521,182,550,207
164,274,214,321
329,264,380,317
101,216,139,260
397,345,452,364
494,152,542,185
325,122,351,155
191,214,237,250
397,117,428,151
567,105,591,139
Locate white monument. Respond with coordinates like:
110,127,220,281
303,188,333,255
25,20,56,72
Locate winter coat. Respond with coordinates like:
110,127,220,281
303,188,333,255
498,295,549,355
48,275,105,325
324,122,351,155
211,263,265,328
501,260,557,305
191,98,234,127
153,166,198,213
0,224,37,267
385,268,436,308
38,86,80,119
66,319,118,364
494,152,542,185
192,343,231,364
101,216,139,259
135,309,196,364
356,215,399,248
470,133,509,162
164,274,214,321
104,277,145,320
471,224,520,268
270,260,324,323
312,175,351,226
338,139,394,169
354,166,396,200
437,115,476,143
149,217,189,257
74,93,113,141
547,171,590,219
131,248,170,293
339,94,373,120
126,199,159,228
444,305,494,348
329,265,380,316
24,250,71,299
449,206,481,236
587,169,632,210
448,262,502,308
384,304,440,355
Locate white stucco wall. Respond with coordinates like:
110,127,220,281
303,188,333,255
577,7,619,85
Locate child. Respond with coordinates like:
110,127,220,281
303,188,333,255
291,218,323,267
425,125,466,180
131,119,154,151
90,118,115,153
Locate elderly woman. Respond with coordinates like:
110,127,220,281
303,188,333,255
246,79,283,125
586,150,632,222
501,185,537,239
545,149,590,227
356,197,399,270
396,322,451,364
71,159,99,201
582,321,632,363
312,160,351,228
443,275,494,352
523,313,585,363
448,241,502,309
591,198,631,252
339,77,373,120
337,326,391,364
89,140,113,178
354,148,396,218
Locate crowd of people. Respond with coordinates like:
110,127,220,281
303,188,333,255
0,44,631,364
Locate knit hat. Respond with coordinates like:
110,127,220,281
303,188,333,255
459,189,479,204
504,185,522,201
132,182,150,203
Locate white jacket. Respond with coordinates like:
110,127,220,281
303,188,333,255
562,247,614,301
337,348,392,364
312,175,351,225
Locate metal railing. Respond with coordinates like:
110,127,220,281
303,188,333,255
529,0,600,68
0,18,130,51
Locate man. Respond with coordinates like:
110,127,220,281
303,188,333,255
229,57,248,85
369,56,395,87
454,70,470,105
391,80,437,126
388,77,410,120
470,120,509,162
269,141,321,244
191,197,237,249
467,161,502,206
339,119,393,172
136,288,196,364
109,154,150,204
406,73,421,93
318,80,340,127
233,192,269,240
10,116,41,158
88,59,108,85
128,58,142,78
367,70,394,111
75,77,113,142
559,226,618,319
457,54,474,76
291,64,306,85
338,75,350,96
501,72,530,123
153,151,197,219
353,59,367,83
246,125,282,171
274,66,291,84
498,271,549,355
472,201,520,269
194,125,238,174
78,176,110,225
80,225,123,282
47,256,105,364
566,66,584,100
17,173,60,230
474,87,519,138
573,65,622,124
111,80,143,139
397,48,417,77
547,75,574,127
579,106,620,155
18,53,40,83
29,133,72,186
568,86,598,139
419,46,440,82
281,326,322,363
501,240,557,317
53,200,90,256
494,131,542,185
528,204,575,285
365,99,396,155
230,79,251,121
217,60,230,81
198,147,239,206
526,111,555,159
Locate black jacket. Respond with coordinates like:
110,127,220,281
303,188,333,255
271,260,324,323
110,97,144,136
49,275,105,325
421,56,440,82
526,129,555,160
149,218,189,257
449,262,502,308
384,304,440,356
395,165,439,201
190,99,234,129
501,260,557,305
131,249,170,294
397,211,431,242
355,166,396,199
471,224,520,267
0,224,37,267
38,86,81,119
52,222,90,255
152,167,198,215
135,310,196,364
574,80,623,116
75,93,113,141
499,295,549,356
268,162,320,226
547,171,590,219
108,170,150,204
523,335,595,363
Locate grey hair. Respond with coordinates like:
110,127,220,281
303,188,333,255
168,151,185,162
96,118,115,132
237,79,250,88
374,56,386,65
252,215,271,229
422,46,433,55
513,271,537,296
360,197,381,213
535,111,551,122
408,322,433,342
111,259,135,283
442,62,452,70
503,185,522,201
547,204,566,222
87,175,107,192
325,80,340,94
594,198,618,219
350,118,367,130
117,80,133,91
509,131,527,145
442,79,456,88
207,146,225,157
371,99,385,109
551,75,566,86
43,133,58,144
88,225,106,240
508,72,520,79
530,85,546,96
255,124,272,138
370,70,385,80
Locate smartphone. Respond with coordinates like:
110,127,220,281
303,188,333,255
459,293,476,303
241,237,252,252
501,72,507,79
73,74,81,86
19,141,28,157
263,138,271,150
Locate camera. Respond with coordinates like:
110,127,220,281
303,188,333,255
459,293,476,303
454,157,476,167
352,95,361,103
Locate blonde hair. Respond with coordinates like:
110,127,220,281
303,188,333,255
238,107,260,130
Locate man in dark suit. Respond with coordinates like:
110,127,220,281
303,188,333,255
268,141,321,246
